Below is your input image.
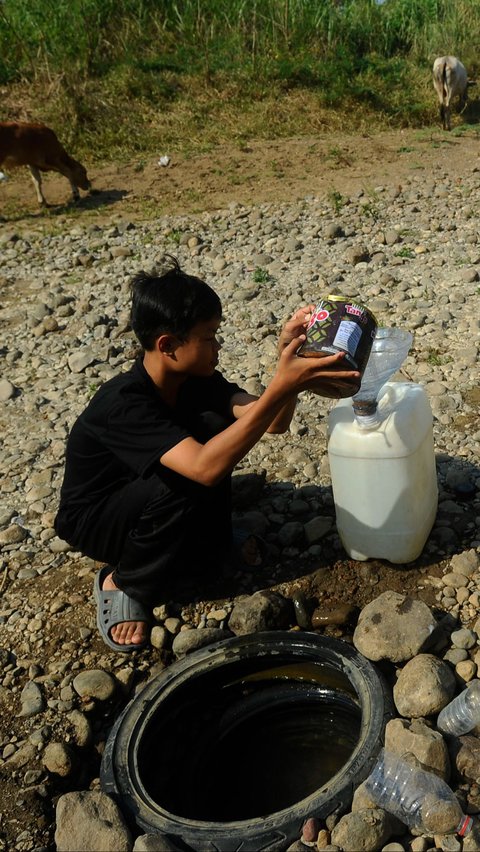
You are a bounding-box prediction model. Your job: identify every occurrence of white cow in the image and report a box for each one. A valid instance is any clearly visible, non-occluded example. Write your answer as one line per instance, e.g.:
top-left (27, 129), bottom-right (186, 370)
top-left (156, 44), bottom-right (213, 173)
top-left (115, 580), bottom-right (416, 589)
top-left (432, 56), bottom-right (468, 130)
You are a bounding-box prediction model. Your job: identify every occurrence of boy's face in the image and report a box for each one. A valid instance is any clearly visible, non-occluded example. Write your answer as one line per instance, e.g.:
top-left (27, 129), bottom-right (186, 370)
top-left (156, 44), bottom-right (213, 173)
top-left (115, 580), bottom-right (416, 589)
top-left (174, 315), bottom-right (222, 376)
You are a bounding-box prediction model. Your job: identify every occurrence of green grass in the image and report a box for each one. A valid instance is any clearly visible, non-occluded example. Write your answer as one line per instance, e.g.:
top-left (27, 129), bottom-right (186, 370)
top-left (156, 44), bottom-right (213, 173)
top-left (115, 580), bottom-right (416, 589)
top-left (87, 382), bottom-right (100, 398)
top-left (165, 229), bottom-right (182, 245)
top-left (1, 0), bottom-right (480, 162)
top-left (426, 350), bottom-right (453, 366)
top-left (252, 267), bottom-right (271, 284)
top-left (360, 201), bottom-right (379, 221)
top-left (327, 189), bottom-right (346, 214)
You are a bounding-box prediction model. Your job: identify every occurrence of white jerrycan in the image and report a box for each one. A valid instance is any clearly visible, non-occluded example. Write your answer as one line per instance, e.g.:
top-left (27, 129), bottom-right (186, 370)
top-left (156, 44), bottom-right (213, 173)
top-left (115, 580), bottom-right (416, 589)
top-left (327, 381), bottom-right (438, 563)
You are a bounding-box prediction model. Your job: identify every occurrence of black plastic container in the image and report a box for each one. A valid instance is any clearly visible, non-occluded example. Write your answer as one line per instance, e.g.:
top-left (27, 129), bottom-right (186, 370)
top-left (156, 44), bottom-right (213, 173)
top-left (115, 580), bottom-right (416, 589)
top-left (297, 296), bottom-right (377, 398)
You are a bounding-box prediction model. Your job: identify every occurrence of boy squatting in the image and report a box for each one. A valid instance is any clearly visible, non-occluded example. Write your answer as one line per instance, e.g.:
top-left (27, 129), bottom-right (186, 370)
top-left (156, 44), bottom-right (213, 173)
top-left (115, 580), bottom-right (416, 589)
top-left (54, 258), bottom-right (360, 653)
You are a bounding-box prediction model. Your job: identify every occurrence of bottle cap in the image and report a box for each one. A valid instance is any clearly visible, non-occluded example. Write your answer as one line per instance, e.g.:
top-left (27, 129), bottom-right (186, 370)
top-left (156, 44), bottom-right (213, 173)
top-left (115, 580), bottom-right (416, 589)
top-left (457, 815), bottom-right (473, 836)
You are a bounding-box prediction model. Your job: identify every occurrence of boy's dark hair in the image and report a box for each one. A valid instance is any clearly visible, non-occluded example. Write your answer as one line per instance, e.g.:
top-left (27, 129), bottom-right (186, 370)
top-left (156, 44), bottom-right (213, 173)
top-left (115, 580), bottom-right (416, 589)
top-left (130, 256), bottom-right (222, 350)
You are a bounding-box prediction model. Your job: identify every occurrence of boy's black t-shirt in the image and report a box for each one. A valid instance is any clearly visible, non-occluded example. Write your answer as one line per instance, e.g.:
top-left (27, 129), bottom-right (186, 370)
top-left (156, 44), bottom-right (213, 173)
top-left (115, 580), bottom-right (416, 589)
top-left (56, 358), bottom-right (243, 541)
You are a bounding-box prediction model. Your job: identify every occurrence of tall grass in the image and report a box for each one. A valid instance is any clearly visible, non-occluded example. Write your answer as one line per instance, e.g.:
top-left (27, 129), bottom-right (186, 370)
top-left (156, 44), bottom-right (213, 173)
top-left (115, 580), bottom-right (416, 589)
top-left (1, 0), bottom-right (479, 157)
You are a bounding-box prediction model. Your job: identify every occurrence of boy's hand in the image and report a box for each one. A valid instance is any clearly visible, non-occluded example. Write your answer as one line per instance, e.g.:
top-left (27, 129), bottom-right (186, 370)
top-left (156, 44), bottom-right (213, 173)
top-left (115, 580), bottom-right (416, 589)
top-left (276, 335), bottom-right (360, 397)
top-left (277, 305), bottom-right (315, 354)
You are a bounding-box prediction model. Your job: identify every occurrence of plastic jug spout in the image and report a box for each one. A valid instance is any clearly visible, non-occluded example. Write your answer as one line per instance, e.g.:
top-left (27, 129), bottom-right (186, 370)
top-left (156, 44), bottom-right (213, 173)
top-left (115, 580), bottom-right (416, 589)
top-left (352, 398), bottom-right (380, 429)
top-left (352, 327), bottom-right (413, 413)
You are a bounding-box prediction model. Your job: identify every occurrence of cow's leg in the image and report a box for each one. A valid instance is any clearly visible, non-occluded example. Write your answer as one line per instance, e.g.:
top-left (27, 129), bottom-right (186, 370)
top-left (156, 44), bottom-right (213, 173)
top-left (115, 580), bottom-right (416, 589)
top-left (28, 166), bottom-right (47, 206)
top-left (440, 101), bottom-right (451, 130)
top-left (439, 104), bottom-right (447, 129)
top-left (68, 178), bottom-right (80, 203)
top-left (445, 104), bottom-right (451, 131)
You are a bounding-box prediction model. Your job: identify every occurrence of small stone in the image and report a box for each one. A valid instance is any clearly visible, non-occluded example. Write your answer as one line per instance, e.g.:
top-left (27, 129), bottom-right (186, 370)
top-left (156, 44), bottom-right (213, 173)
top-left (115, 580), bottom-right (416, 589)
top-left (172, 628), bottom-right (230, 657)
top-left (455, 660), bottom-right (477, 683)
top-left (0, 524), bottom-right (27, 545)
top-left (150, 625), bottom-right (169, 650)
top-left (43, 742), bottom-right (75, 777)
top-left (72, 670), bottom-right (116, 702)
top-left (0, 379), bottom-right (16, 401)
top-left (67, 348), bottom-right (96, 373)
top-left (19, 681), bottom-right (45, 717)
top-left (451, 628), bottom-right (477, 649)
top-left (66, 710), bottom-right (92, 748)
top-left (311, 603), bottom-right (357, 627)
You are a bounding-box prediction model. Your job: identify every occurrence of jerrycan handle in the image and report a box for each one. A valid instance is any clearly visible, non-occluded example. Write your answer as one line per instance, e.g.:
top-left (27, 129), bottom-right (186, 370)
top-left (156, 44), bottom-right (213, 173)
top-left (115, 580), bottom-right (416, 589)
top-left (353, 383), bottom-right (398, 429)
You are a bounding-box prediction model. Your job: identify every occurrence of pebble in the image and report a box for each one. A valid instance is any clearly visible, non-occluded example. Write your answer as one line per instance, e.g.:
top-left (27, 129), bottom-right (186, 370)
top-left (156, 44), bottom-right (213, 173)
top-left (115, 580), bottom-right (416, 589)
top-left (42, 741), bottom-right (75, 777)
top-left (72, 670), bottom-right (116, 702)
top-left (1, 166), bottom-right (479, 852)
top-left (311, 603), bottom-right (356, 627)
top-left (19, 681), bottom-right (45, 717)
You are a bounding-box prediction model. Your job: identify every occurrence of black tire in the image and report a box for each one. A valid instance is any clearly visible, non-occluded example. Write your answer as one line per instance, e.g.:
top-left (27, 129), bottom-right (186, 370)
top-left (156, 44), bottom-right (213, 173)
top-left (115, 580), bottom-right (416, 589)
top-left (101, 631), bottom-right (393, 851)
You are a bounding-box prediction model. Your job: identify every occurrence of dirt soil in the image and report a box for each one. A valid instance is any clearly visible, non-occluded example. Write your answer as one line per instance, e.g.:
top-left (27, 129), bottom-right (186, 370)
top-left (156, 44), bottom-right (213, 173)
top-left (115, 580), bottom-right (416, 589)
top-left (1, 126), bottom-right (478, 226)
top-left (2, 125), bottom-right (469, 615)
top-left (0, 126), bottom-right (478, 851)
top-left (2, 124), bottom-right (477, 607)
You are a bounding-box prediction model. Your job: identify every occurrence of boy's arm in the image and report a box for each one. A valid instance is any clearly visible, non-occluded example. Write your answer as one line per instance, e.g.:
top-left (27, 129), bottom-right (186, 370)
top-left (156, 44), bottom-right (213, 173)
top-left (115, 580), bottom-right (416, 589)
top-left (160, 338), bottom-right (359, 487)
top-left (230, 305), bottom-right (315, 433)
top-left (230, 391), bottom-right (297, 434)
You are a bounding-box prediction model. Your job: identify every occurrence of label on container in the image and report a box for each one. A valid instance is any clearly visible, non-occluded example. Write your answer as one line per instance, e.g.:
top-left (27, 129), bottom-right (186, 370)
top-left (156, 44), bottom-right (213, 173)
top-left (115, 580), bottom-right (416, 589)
top-left (332, 320), bottom-right (363, 358)
top-left (298, 296), bottom-right (377, 372)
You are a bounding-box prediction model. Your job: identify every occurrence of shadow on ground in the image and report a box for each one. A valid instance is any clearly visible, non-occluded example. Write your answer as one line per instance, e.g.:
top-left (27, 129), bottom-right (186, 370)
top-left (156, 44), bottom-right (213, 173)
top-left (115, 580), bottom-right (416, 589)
top-left (0, 186), bottom-right (129, 223)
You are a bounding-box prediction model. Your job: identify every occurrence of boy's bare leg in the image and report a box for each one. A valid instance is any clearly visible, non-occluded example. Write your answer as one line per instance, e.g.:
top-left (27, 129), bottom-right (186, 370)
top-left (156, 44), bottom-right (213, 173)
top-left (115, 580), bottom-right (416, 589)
top-left (102, 571), bottom-right (149, 646)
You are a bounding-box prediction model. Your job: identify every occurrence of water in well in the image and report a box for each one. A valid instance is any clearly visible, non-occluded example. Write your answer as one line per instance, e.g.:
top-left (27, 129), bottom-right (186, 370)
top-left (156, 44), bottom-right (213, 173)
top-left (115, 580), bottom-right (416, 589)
top-left (137, 659), bottom-right (361, 822)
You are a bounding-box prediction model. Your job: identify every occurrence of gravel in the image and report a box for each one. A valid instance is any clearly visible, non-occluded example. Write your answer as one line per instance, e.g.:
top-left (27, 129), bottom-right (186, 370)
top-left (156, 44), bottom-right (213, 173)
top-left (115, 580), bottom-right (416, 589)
top-left (0, 164), bottom-right (479, 851)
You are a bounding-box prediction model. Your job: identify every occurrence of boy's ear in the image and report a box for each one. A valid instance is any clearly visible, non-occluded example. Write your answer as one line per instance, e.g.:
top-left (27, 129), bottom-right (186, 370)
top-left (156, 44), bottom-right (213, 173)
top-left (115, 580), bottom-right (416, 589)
top-left (157, 334), bottom-right (178, 355)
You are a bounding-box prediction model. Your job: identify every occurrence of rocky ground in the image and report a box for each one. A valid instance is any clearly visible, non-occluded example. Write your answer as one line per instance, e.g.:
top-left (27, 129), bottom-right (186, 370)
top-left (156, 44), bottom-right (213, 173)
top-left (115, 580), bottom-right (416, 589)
top-left (0, 128), bottom-right (479, 851)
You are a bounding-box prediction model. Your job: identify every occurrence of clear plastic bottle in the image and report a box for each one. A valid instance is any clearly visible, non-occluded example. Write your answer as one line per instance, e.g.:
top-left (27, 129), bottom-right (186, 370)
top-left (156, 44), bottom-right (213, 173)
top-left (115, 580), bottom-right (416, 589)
top-left (364, 749), bottom-right (472, 836)
top-left (437, 681), bottom-right (480, 736)
top-left (351, 327), bottom-right (413, 425)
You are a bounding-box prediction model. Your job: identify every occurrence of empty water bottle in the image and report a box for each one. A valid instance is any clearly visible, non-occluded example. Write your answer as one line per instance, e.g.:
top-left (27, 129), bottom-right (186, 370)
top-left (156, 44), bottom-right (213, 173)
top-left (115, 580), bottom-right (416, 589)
top-left (437, 680), bottom-right (480, 736)
top-left (364, 749), bottom-right (472, 836)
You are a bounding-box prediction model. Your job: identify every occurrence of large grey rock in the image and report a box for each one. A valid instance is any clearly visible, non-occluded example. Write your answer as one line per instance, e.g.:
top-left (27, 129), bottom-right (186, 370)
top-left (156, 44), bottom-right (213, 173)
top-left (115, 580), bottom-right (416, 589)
top-left (73, 669), bottom-right (116, 702)
top-left (331, 808), bottom-right (392, 851)
top-left (228, 591), bottom-right (293, 635)
top-left (384, 718), bottom-right (450, 780)
top-left (353, 591), bottom-right (438, 662)
top-left (172, 627), bottom-right (230, 657)
top-left (5, 741), bottom-right (37, 769)
top-left (449, 550), bottom-right (479, 577)
top-left (55, 790), bottom-right (132, 851)
top-left (451, 735), bottom-right (480, 782)
top-left (393, 654), bottom-right (457, 718)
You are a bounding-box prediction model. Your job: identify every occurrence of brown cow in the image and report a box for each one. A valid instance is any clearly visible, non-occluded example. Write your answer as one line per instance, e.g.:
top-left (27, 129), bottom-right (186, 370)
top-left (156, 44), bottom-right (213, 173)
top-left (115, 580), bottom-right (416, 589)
top-left (0, 121), bottom-right (90, 206)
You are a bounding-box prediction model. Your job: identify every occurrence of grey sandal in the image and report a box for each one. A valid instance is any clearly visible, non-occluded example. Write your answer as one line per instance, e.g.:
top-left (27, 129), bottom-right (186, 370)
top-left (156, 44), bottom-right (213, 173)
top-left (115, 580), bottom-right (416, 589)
top-left (94, 566), bottom-right (151, 653)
